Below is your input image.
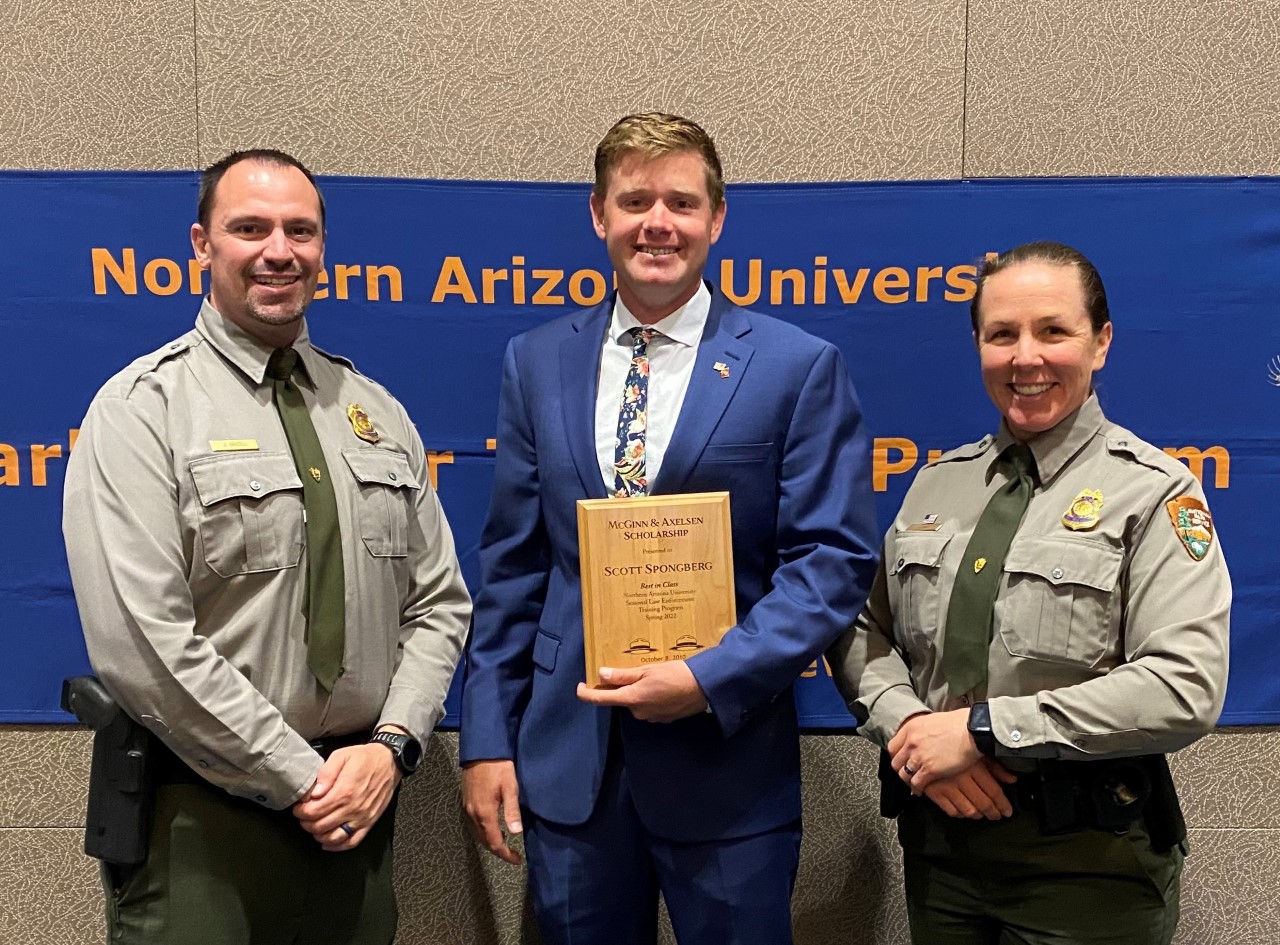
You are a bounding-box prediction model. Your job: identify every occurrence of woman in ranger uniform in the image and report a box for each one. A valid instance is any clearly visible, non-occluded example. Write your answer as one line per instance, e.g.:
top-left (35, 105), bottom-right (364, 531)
top-left (829, 241), bottom-right (1230, 945)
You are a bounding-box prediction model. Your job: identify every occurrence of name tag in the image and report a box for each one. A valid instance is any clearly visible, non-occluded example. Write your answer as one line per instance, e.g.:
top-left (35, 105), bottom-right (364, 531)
top-left (209, 439), bottom-right (259, 452)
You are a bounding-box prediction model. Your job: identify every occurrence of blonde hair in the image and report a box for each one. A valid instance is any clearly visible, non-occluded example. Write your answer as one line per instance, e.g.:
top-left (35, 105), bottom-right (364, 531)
top-left (592, 113), bottom-right (724, 209)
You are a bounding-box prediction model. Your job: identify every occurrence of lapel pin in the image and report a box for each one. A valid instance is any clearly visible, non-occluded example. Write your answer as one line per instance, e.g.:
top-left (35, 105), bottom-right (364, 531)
top-left (712, 361), bottom-right (730, 378)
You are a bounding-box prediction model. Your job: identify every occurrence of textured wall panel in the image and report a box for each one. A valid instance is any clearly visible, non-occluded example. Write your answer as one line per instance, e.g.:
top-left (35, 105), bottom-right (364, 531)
top-left (966, 2), bottom-right (1280, 176)
top-left (0, 0), bottom-right (197, 170)
top-left (1180, 829), bottom-right (1280, 944)
top-left (194, 0), bottom-right (965, 182)
top-left (0, 828), bottom-right (103, 945)
top-left (1172, 727), bottom-right (1280, 830)
top-left (0, 726), bottom-right (89, 828)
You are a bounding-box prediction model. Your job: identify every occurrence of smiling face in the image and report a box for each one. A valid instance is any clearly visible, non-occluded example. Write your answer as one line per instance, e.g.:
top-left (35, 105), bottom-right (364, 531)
top-left (589, 149), bottom-right (726, 324)
top-left (975, 260), bottom-right (1113, 441)
top-left (191, 159), bottom-right (324, 346)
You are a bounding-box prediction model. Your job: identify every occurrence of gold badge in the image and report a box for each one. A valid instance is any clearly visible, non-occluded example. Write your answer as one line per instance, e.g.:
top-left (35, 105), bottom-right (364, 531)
top-left (974, 557), bottom-right (987, 573)
top-left (1166, 496), bottom-right (1214, 561)
top-left (1062, 489), bottom-right (1104, 531)
top-left (309, 467), bottom-right (322, 482)
top-left (712, 361), bottom-right (730, 378)
top-left (347, 403), bottom-right (381, 444)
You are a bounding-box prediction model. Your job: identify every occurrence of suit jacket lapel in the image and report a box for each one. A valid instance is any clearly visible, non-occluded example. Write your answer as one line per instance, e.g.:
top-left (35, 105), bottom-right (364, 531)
top-left (560, 301), bottom-right (611, 499)
top-left (652, 290), bottom-right (754, 494)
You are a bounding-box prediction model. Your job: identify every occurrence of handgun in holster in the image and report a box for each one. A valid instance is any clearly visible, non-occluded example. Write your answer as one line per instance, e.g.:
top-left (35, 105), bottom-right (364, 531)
top-left (61, 676), bottom-right (154, 866)
top-left (877, 748), bottom-right (910, 818)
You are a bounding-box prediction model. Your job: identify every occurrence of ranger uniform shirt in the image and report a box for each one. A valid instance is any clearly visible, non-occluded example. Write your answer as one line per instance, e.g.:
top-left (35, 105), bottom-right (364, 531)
top-left (63, 301), bottom-right (472, 808)
top-left (830, 394), bottom-right (1230, 761)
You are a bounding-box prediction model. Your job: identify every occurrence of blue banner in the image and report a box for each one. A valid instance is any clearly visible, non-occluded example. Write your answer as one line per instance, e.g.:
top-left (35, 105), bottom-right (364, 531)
top-left (1, 172), bottom-right (1273, 726)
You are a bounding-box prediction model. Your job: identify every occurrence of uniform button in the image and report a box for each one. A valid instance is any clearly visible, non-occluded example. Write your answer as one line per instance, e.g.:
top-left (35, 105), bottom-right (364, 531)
top-left (337, 667), bottom-right (346, 678)
top-left (198, 760), bottom-right (209, 769)
top-left (389, 472), bottom-right (397, 481)
top-left (256, 794), bottom-right (268, 803)
top-left (960, 695), bottom-right (971, 706)
top-left (1117, 440), bottom-right (1128, 447)
top-left (1010, 729), bottom-right (1022, 743)
top-left (1051, 567), bottom-right (1064, 580)
top-left (896, 558), bottom-right (905, 569)
top-left (1074, 738), bottom-right (1086, 748)
top-left (250, 480), bottom-right (262, 491)
top-left (169, 342), bottom-right (181, 350)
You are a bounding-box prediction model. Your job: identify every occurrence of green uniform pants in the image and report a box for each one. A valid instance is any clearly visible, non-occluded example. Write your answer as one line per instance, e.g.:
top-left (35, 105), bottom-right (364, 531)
top-left (898, 797), bottom-right (1182, 945)
top-left (101, 782), bottom-right (398, 945)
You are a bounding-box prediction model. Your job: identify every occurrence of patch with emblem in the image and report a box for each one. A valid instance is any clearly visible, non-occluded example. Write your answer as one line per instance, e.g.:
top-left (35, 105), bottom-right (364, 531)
top-left (347, 403), bottom-right (381, 444)
top-left (1166, 496), bottom-right (1214, 561)
top-left (1062, 489), bottom-right (1104, 531)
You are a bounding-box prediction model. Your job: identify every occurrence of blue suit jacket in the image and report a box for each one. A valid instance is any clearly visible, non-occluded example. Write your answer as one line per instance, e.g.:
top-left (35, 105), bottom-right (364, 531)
top-left (460, 287), bottom-right (878, 842)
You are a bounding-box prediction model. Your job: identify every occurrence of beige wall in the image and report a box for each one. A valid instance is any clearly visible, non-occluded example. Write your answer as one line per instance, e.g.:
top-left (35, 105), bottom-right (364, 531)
top-left (2, 1), bottom-right (1276, 942)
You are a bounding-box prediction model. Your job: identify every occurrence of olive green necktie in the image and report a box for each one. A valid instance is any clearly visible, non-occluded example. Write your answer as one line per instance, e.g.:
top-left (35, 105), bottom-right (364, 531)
top-left (941, 443), bottom-right (1037, 696)
top-left (266, 348), bottom-right (345, 691)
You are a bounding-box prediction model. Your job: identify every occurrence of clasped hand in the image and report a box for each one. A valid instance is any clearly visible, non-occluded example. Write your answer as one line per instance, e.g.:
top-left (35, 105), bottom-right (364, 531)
top-left (887, 709), bottom-right (1017, 820)
top-left (292, 743), bottom-right (401, 852)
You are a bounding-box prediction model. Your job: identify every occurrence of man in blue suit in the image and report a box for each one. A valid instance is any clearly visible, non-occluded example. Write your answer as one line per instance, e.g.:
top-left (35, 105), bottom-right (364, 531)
top-left (460, 113), bottom-right (878, 945)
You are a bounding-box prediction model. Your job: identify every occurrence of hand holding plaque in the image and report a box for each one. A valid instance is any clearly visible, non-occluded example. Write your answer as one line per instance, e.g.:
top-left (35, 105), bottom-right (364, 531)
top-left (577, 492), bottom-right (736, 688)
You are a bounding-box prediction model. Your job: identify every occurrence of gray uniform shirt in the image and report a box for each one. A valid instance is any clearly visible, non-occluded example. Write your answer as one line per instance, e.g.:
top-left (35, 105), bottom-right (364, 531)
top-left (63, 301), bottom-right (472, 808)
top-left (830, 394), bottom-right (1230, 762)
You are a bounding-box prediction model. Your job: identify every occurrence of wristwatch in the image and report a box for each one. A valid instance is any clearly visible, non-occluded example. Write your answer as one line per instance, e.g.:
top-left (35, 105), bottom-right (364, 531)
top-left (967, 702), bottom-right (997, 757)
top-left (369, 731), bottom-right (423, 776)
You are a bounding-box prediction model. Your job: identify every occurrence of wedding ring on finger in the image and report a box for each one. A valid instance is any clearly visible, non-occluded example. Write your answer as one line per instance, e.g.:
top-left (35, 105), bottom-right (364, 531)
top-left (340, 822), bottom-right (356, 838)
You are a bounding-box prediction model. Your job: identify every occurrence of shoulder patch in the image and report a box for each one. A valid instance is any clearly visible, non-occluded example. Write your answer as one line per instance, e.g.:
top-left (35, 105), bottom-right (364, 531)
top-left (926, 434), bottom-right (995, 467)
top-left (1166, 496), bottom-right (1214, 561)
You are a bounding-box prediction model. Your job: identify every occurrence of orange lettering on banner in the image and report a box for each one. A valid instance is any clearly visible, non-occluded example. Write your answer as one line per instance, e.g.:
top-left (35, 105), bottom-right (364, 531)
top-left (532, 270), bottom-right (565, 304)
top-left (915, 266), bottom-right (943, 302)
top-left (188, 259), bottom-right (205, 295)
top-left (720, 258), bottom-right (762, 305)
top-left (365, 265), bottom-right (403, 302)
top-left (432, 257), bottom-right (477, 303)
top-left (0, 444), bottom-right (18, 486)
top-left (770, 268), bottom-right (805, 305)
top-left (873, 437), bottom-right (918, 492)
top-left (143, 259), bottom-right (183, 296)
top-left (812, 257), bottom-right (828, 305)
top-left (425, 451), bottom-right (454, 490)
top-left (800, 656), bottom-right (833, 678)
top-left (510, 257), bottom-right (527, 305)
top-left (832, 268), bottom-right (869, 303)
top-left (1165, 446), bottom-right (1230, 488)
top-left (873, 267), bottom-right (910, 304)
top-left (481, 268), bottom-right (508, 304)
top-left (30, 444), bottom-right (63, 487)
top-left (568, 270), bottom-right (606, 306)
top-left (945, 264), bottom-right (978, 302)
top-left (333, 264), bottom-right (361, 300)
top-left (92, 248), bottom-right (137, 295)
top-left (314, 268), bottom-right (329, 300)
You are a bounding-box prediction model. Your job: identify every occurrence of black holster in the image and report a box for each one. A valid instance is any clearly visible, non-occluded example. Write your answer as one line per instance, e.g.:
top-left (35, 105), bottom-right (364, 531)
top-left (61, 676), bottom-right (154, 866)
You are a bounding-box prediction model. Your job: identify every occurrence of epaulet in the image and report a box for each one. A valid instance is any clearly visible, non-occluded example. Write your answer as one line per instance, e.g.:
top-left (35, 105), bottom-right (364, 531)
top-left (104, 331), bottom-right (199, 398)
top-left (1103, 426), bottom-right (1180, 479)
top-left (925, 433), bottom-right (996, 468)
top-left (309, 342), bottom-right (357, 373)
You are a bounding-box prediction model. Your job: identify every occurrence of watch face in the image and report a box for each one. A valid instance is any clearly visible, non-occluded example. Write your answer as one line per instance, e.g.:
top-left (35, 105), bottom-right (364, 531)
top-left (399, 736), bottom-right (422, 771)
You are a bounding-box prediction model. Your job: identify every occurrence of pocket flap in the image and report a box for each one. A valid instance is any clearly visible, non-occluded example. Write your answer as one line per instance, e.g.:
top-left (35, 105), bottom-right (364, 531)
top-left (888, 532), bottom-right (952, 575)
top-left (189, 452), bottom-right (302, 506)
top-left (701, 442), bottom-right (775, 464)
top-left (1004, 537), bottom-right (1122, 592)
top-left (341, 449), bottom-right (420, 490)
top-left (531, 631), bottom-right (560, 673)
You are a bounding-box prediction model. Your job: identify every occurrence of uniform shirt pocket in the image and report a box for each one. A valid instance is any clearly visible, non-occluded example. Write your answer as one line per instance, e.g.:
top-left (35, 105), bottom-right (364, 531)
top-left (997, 536), bottom-right (1123, 666)
top-left (341, 449), bottom-right (420, 557)
top-left (189, 453), bottom-right (303, 577)
top-left (888, 532), bottom-right (952, 651)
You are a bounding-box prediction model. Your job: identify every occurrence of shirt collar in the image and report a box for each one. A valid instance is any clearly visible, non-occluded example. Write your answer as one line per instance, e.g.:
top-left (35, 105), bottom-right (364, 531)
top-left (195, 298), bottom-right (315, 388)
top-left (608, 281), bottom-right (711, 349)
top-left (992, 392), bottom-right (1105, 486)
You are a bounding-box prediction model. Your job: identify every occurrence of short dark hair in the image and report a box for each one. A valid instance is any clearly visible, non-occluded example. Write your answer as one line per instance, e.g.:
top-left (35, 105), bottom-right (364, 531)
top-left (593, 113), bottom-right (725, 209)
top-left (197, 149), bottom-right (325, 230)
top-left (971, 240), bottom-right (1110, 334)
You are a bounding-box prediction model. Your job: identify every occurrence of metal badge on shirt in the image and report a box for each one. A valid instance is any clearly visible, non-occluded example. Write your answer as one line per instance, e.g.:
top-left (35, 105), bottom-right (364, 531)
top-left (347, 404), bottom-right (381, 444)
top-left (1062, 489), bottom-right (1104, 531)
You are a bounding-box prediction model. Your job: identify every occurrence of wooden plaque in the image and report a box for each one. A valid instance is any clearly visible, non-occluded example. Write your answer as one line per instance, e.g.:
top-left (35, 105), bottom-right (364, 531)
top-left (577, 492), bottom-right (736, 688)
